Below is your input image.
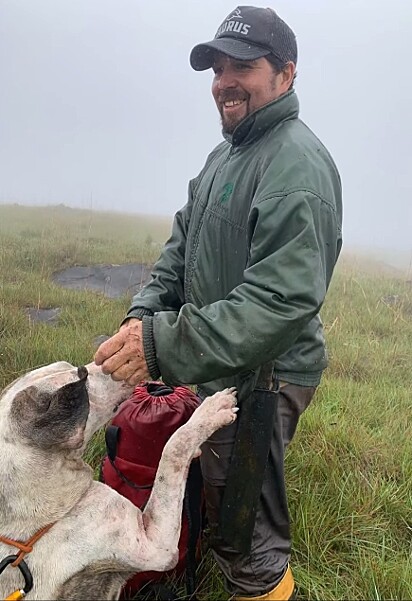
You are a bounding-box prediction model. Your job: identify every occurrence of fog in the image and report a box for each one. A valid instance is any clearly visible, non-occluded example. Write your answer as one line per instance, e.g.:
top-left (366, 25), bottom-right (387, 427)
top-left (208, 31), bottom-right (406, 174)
top-left (1, 0), bottom-right (411, 255)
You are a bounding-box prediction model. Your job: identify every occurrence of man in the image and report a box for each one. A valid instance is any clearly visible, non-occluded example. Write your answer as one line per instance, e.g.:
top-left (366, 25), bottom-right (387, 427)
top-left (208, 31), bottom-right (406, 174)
top-left (95, 6), bottom-right (342, 600)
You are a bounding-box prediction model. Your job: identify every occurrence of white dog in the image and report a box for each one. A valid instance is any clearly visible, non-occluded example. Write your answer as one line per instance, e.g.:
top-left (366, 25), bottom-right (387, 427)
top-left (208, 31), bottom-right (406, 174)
top-left (0, 362), bottom-right (237, 600)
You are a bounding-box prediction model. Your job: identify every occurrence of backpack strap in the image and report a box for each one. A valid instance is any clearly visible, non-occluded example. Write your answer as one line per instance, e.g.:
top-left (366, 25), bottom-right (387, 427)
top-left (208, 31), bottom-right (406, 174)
top-left (105, 425), bottom-right (120, 461)
top-left (183, 460), bottom-right (203, 600)
top-left (104, 425), bottom-right (152, 492)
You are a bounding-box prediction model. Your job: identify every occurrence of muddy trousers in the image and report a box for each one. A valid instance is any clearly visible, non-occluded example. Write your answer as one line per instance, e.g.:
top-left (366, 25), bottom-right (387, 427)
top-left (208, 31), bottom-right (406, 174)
top-left (200, 383), bottom-right (316, 598)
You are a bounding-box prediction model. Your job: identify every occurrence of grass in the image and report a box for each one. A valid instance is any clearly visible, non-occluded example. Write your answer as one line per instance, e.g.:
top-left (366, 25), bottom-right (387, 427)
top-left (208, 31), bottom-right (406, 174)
top-left (1, 203), bottom-right (411, 600)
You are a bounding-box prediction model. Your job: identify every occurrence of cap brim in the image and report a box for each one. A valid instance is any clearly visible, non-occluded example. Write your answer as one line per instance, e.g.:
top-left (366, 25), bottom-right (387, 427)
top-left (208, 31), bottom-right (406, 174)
top-left (190, 38), bottom-right (271, 71)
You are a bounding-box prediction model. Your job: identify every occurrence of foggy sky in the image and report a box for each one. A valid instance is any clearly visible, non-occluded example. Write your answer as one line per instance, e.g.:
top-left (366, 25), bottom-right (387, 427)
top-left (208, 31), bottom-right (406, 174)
top-left (0, 0), bottom-right (411, 252)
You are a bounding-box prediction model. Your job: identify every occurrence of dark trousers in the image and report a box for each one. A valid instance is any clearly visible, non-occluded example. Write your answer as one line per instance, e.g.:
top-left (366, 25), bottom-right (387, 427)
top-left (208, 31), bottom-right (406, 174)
top-left (200, 383), bottom-right (316, 597)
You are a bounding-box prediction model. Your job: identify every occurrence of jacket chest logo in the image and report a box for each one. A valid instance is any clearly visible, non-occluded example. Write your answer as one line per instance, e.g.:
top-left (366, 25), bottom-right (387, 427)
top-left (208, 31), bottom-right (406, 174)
top-left (220, 183), bottom-right (234, 203)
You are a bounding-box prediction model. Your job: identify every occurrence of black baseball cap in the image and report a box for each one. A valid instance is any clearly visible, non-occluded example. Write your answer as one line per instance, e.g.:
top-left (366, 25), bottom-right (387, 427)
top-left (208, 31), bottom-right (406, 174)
top-left (190, 6), bottom-right (297, 71)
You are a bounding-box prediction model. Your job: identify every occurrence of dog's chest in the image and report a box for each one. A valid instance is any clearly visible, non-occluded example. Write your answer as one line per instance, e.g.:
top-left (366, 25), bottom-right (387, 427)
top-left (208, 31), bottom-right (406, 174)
top-left (0, 490), bottom-right (142, 599)
top-left (0, 534), bottom-right (128, 600)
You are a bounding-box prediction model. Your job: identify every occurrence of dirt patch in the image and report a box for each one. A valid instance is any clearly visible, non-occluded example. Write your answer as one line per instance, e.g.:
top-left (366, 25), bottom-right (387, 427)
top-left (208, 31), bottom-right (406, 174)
top-left (52, 263), bottom-right (153, 299)
top-left (26, 307), bottom-right (61, 325)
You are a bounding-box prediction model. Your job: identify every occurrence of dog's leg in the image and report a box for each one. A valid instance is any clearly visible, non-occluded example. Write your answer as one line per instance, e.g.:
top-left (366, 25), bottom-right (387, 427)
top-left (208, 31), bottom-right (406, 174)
top-left (140, 388), bottom-right (237, 569)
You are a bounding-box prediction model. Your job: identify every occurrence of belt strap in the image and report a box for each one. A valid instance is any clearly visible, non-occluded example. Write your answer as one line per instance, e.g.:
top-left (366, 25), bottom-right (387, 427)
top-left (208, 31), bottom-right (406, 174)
top-left (256, 362), bottom-right (276, 390)
top-left (219, 362), bottom-right (277, 554)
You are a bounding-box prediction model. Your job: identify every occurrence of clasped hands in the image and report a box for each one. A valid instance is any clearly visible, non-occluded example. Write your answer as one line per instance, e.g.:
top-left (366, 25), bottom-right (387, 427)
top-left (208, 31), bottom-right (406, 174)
top-left (94, 318), bottom-right (150, 386)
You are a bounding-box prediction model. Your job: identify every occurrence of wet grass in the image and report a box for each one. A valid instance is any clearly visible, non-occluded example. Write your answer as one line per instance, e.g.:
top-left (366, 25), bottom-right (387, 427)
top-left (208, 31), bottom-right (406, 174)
top-left (1, 204), bottom-right (411, 600)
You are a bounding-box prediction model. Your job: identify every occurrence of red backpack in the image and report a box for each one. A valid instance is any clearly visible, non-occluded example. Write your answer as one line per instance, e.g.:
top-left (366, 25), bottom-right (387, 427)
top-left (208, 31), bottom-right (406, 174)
top-left (100, 382), bottom-right (203, 600)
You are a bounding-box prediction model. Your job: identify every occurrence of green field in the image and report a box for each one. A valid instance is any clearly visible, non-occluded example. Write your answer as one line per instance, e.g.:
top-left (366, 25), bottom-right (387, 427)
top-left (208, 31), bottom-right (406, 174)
top-left (1, 204), bottom-right (411, 600)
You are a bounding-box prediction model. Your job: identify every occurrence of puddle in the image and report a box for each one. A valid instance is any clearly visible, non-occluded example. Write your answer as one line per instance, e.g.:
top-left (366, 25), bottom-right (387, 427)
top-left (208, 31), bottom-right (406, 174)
top-left (52, 263), bottom-right (153, 299)
top-left (26, 307), bottom-right (61, 325)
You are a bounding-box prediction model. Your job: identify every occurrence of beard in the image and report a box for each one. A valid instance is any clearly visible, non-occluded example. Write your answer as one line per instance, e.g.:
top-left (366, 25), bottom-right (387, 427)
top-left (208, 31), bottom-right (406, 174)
top-left (217, 90), bottom-right (249, 135)
top-left (220, 105), bottom-right (248, 134)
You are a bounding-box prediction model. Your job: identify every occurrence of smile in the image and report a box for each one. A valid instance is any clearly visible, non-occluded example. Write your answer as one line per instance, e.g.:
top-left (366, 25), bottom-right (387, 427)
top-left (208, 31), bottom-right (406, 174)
top-left (223, 99), bottom-right (245, 108)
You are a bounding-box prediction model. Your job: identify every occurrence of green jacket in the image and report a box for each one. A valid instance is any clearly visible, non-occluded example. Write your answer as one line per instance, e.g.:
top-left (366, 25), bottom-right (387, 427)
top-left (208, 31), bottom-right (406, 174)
top-left (127, 90), bottom-right (342, 396)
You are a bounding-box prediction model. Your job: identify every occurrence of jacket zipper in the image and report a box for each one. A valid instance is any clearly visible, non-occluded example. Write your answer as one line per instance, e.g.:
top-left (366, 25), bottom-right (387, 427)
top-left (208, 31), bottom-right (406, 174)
top-left (185, 147), bottom-right (235, 302)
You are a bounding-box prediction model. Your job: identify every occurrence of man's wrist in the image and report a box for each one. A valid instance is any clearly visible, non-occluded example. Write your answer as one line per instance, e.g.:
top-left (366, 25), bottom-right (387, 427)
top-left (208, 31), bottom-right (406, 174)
top-left (122, 307), bottom-right (154, 325)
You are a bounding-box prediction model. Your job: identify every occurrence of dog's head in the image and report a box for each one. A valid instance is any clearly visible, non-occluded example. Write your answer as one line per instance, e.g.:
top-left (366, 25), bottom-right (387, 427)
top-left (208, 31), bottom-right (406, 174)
top-left (1, 362), bottom-right (90, 451)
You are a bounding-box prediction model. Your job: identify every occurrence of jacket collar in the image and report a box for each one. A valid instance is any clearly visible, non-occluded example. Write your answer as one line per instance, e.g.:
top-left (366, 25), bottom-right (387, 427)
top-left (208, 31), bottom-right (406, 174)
top-left (223, 89), bottom-right (299, 147)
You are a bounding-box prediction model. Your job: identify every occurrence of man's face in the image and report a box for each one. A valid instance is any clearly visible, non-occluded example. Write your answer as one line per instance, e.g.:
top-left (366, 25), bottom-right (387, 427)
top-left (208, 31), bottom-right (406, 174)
top-left (211, 54), bottom-right (288, 135)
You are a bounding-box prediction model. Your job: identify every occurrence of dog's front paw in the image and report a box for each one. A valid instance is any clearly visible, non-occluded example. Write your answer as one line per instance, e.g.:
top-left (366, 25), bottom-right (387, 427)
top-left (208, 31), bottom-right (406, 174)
top-left (189, 388), bottom-right (238, 441)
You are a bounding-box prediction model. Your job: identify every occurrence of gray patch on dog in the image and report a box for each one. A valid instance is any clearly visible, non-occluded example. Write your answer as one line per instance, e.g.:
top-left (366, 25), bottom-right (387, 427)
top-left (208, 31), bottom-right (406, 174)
top-left (52, 263), bottom-right (153, 298)
top-left (55, 560), bottom-right (133, 601)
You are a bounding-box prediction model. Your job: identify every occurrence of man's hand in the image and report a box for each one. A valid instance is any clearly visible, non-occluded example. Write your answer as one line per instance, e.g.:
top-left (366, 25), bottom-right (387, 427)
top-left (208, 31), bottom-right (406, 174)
top-left (94, 318), bottom-right (150, 386)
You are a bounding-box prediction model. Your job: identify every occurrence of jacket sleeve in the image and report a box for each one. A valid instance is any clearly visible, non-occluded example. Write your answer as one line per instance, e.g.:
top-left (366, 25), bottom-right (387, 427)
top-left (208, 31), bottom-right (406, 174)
top-left (125, 179), bottom-right (196, 321)
top-left (143, 189), bottom-right (342, 384)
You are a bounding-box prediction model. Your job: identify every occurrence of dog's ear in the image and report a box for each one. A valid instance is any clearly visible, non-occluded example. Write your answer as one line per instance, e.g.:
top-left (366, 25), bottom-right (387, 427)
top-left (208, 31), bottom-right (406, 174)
top-left (11, 384), bottom-right (52, 412)
top-left (10, 366), bottom-right (90, 451)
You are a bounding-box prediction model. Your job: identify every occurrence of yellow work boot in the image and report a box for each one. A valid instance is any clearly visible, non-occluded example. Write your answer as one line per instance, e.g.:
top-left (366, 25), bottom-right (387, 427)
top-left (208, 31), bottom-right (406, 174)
top-left (234, 565), bottom-right (295, 600)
